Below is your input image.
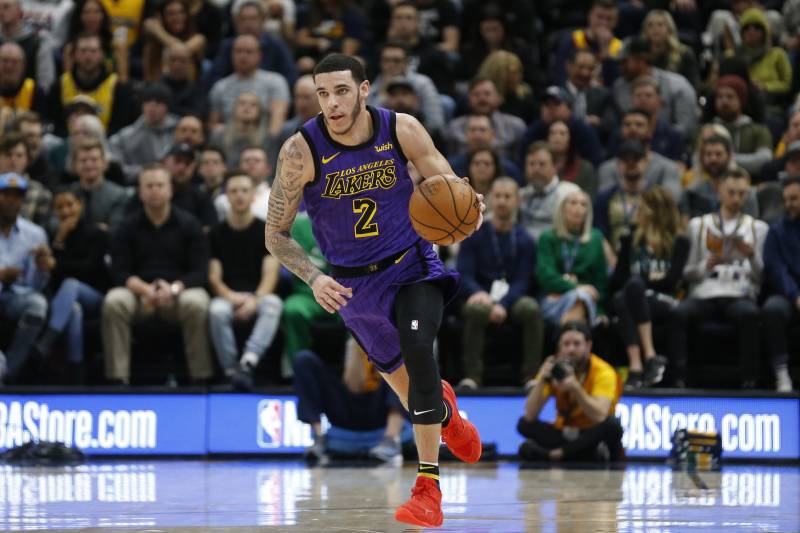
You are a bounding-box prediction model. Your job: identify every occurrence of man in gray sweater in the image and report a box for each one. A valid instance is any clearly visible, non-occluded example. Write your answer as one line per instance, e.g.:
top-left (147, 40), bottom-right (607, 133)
top-left (109, 83), bottom-right (179, 182)
top-left (367, 42), bottom-right (444, 135)
top-left (597, 109), bottom-right (681, 200)
top-left (613, 37), bottom-right (698, 139)
top-left (69, 139), bottom-right (129, 233)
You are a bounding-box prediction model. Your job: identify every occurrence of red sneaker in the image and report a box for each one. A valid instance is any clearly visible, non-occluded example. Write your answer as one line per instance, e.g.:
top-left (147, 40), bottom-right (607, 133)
top-left (394, 475), bottom-right (443, 527)
top-left (440, 379), bottom-right (482, 463)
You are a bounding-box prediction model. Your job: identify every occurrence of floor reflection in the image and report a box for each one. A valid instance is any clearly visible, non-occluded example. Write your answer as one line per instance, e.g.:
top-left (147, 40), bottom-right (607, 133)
top-left (0, 461), bottom-right (795, 531)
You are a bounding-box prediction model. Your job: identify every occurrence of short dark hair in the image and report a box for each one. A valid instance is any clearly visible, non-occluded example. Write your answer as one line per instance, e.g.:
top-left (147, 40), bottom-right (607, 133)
top-left (721, 167), bottom-right (751, 183)
top-left (702, 134), bottom-right (733, 155)
top-left (469, 76), bottom-right (496, 91)
top-left (11, 111), bottom-right (42, 129)
top-left (313, 53), bottom-right (366, 84)
top-left (381, 41), bottom-right (409, 57)
top-left (557, 320), bottom-right (592, 342)
top-left (526, 141), bottom-right (553, 161)
top-left (0, 131), bottom-right (29, 158)
top-left (783, 175), bottom-right (800, 189)
top-left (53, 186), bottom-right (81, 201)
top-left (625, 107), bottom-right (652, 121)
top-left (140, 161), bottom-right (170, 179)
top-left (240, 145), bottom-right (267, 158)
top-left (202, 144), bottom-right (227, 163)
top-left (224, 169), bottom-right (255, 185)
top-left (592, 0), bottom-right (618, 10)
top-left (568, 48), bottom-right (596, 63)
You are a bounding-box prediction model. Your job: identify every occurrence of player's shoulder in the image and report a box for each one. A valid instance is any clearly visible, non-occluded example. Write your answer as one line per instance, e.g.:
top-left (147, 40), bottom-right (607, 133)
top-left (280, 131), bottom-right (311, 156)
top-left (393, 112), bottom-right (428, 151)
top-left (277, 132), bottom-right (315, 184)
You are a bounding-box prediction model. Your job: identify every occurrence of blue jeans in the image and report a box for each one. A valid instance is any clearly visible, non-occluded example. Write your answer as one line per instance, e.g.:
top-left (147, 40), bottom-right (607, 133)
top-left (48, 278), bottom-right (104, 363)
top-left (208, 294), bottom-right (283, 371)
top-left (0, 288), bottom-right (47, 379)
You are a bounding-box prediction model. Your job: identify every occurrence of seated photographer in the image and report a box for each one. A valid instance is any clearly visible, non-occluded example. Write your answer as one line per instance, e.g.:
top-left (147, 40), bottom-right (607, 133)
top-left (517, 321), bottom-right (623, 462)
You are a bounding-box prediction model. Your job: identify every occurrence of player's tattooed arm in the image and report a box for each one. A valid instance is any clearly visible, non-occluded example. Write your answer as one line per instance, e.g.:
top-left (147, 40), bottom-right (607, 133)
top-left (264, 134), bottom-right (319, 285)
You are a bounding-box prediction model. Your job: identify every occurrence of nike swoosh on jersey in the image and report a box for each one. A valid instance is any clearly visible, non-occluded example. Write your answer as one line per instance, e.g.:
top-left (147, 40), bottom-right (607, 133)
top-left (413, 408), bottom-right (435, 415)
top-left (322, 152), bottom-right (341, 164)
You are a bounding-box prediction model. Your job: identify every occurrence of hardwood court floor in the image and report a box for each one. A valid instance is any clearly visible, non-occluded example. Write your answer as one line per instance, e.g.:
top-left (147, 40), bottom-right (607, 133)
top-left (0, 460), bottom-right (797, 532)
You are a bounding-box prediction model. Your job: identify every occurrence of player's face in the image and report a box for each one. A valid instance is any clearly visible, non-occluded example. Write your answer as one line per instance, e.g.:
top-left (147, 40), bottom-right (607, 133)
top-left (315, 70), bottom-right (369, 136)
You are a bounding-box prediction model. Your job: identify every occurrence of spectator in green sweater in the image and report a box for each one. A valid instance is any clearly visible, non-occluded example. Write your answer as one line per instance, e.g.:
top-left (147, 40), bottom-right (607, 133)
top-left (731, 9), bottom-right (792, 110)
top-left (712, 75), bottom-right (773, 180)
top-left (537, 189), bottom-right (609, 327)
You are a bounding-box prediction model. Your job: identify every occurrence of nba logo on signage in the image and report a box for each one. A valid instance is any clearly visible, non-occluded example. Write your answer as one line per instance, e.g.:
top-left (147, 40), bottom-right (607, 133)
top-left (257, 400), bottom-right (283, 448)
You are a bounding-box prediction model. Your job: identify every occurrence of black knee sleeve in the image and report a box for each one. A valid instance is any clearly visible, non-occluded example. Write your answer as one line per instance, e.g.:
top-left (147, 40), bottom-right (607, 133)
top-left (395, 283), bottom-right (444, 425)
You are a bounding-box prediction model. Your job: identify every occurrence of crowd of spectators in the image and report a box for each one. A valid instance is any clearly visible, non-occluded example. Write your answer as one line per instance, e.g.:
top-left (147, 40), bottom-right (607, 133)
top-left (1, 0), bottom-right (799, 397)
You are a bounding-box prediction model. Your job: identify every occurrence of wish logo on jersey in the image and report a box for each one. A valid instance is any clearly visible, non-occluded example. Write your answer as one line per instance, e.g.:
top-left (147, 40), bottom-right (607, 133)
top-left (257, 400), bottom-right (283, 448)
top-left (321, 159), bottom-right (397, 199)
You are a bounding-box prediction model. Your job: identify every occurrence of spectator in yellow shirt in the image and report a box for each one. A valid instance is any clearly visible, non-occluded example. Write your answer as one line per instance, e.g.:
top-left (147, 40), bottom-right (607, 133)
top-left (517, 321), bottom-right (623, 462)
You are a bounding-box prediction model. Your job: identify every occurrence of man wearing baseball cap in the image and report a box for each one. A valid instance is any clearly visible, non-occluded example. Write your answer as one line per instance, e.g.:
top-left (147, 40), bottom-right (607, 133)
top-left (0, 172), bottom-right (52, 385)
top-left (517, 320), bottom-right (623, 462)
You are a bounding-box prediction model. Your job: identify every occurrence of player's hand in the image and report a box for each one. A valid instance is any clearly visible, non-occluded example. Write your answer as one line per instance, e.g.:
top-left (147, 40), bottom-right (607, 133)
top-left (311, 274), bottom-right (353, 313)
top-left (462, 176), bottom-right (486, 229)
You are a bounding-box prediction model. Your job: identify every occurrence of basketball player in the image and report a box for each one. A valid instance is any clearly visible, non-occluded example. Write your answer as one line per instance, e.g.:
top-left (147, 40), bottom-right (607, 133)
top-left (265, 53), bottom-right (483, 527)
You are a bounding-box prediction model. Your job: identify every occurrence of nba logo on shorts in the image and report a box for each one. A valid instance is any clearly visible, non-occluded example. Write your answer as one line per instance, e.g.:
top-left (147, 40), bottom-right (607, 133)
top-left (257, 400), bottom-right (283, 448)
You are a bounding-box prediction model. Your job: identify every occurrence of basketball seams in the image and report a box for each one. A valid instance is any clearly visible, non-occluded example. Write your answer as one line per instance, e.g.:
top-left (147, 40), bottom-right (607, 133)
top-left (419, 180), bottom-right (461, 233)
top-left (408, 174), bottom-right (479, 245)
top-left (444, 177), bottom-right (466, 224)
top-left (409, 211), bottom-right (457, 245)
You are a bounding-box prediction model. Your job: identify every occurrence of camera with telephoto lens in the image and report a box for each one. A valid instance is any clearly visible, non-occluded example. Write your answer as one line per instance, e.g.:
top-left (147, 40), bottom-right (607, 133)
top-left (549, 360), bottom-right (572, 381)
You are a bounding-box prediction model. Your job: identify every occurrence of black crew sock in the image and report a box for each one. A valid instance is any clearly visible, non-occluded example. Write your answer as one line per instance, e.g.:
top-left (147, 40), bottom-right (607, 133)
top-left (417, 461), bottom-right (440, 488)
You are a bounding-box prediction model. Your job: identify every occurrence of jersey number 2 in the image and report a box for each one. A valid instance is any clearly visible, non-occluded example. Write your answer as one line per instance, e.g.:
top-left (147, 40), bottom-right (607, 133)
top-left (353, 198), bottom-right (379, 238)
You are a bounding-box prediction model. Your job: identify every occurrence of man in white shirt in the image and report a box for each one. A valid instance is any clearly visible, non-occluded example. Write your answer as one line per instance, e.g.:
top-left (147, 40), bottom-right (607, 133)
top-left (672, 168), bottom-right (768, 387)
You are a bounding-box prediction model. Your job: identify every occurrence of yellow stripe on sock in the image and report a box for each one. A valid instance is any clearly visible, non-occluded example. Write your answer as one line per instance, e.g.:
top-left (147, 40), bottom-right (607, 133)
top-left (418, 472), bottom-right (440, 481)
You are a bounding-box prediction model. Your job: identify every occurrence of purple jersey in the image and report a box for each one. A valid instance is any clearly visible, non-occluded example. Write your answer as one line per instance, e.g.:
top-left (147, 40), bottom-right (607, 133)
top-left (299, 106), bottom-right (420, 267)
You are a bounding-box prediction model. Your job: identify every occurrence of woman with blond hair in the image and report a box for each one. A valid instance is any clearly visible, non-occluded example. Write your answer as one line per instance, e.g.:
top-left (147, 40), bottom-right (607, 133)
top-left (477, 50), bottom-right (535, 122)
top-left (609, 187), bottom-right (689, 389)
top-left (641, 10), bottom-right (700, 88)
top-left (537, 189), bottom-right (609, 326)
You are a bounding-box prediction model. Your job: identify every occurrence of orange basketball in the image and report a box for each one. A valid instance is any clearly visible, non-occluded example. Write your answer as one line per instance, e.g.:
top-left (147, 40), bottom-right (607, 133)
top-left (408, 174), bottom-right (481, 245)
